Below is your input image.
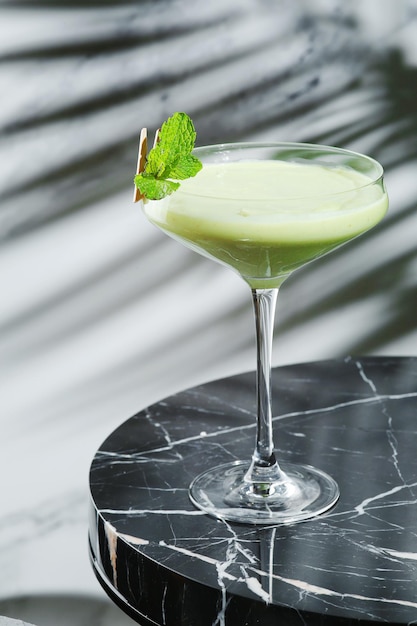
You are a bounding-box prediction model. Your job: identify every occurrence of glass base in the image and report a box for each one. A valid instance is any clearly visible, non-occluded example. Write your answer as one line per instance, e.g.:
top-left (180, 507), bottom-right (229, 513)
top-left (189, 460), bottom-right (339, 525)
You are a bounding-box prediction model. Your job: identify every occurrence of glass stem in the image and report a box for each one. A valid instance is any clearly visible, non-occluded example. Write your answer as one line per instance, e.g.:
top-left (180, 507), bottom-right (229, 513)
top-left (245, 288), bottom-right (286, 490)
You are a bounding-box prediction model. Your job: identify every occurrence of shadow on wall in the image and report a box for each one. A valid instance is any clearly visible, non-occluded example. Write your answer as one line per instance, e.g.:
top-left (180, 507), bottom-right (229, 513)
top-left (1, 0), bottom-right (415, 236)
top-left (1, 0), bottom-right (417, 392)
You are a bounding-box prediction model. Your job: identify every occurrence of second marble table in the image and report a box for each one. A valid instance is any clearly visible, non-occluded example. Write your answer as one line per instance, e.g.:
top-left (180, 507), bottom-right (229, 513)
top-left (89, 357), bottom-right (417, 625)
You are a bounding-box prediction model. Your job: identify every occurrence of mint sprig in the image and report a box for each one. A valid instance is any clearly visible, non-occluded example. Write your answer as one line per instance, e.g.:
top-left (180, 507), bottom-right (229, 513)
top-left (134, 112), bottom-right (202, 200)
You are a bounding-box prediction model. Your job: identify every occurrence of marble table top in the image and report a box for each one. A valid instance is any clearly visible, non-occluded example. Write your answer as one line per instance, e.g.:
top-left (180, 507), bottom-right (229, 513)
top-left (89, 357), bottom-right (417, 625)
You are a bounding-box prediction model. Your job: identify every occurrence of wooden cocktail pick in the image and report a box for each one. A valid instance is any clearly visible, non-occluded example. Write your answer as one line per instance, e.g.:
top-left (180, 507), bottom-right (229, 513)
top-left (133, 127), bottom-right (160, 203)
top-left (133, 127), bottom-right (148, 203)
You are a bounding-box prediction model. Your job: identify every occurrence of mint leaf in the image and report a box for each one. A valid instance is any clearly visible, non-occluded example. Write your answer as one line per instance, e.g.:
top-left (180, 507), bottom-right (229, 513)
top-left (167, 154), bottom-right (202, 180)
top-left (134, 112), bottom-right (202, 200)
top-left (134, 174), bottom-right (180, 200)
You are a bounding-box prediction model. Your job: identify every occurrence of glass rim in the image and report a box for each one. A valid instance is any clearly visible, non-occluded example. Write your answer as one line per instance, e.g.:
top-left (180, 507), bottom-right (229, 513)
top-left (181, 141), bottom-right (386, 202)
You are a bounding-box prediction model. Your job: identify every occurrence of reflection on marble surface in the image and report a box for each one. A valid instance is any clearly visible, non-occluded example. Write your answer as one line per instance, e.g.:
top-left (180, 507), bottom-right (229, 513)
top-left (1, 1), bottom-right (417, 625)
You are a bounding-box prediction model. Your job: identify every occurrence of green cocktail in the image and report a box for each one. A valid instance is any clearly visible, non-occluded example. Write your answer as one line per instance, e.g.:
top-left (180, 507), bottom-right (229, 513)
top-left (142, 142), bottom-right (388, 524)
top-left (144, 151), bottom-right (387, 288)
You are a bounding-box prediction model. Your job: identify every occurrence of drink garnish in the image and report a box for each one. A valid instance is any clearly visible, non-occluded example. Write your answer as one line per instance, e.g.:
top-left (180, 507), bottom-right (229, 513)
top-left (133, 112), bottom-right (202, 202)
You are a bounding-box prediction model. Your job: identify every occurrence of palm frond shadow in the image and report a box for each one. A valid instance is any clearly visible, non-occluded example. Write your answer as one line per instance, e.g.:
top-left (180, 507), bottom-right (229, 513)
top-left (0, 2), bottom-right (371, 239)
top-left (272, 50), bottom-right (417, 355)
top-left (1, 3), bottom-right (417, 361)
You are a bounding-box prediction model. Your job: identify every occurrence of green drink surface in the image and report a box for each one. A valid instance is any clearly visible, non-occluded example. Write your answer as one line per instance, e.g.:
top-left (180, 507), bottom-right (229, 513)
top-left (143, 160), bottom-right (388, 287)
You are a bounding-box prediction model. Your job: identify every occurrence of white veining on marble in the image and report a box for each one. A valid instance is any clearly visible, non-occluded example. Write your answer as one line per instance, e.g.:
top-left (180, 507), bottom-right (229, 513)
top-left (380, 548), bottom-right (417, 561)
top-left (143, 410), bottom-right (180, 458)
top-left (285, 389), bottom-right (417, 414)
top-left (359, 542), bottom-right (417, 564)
top-left (95, 389), bottom-right (417, 469)
top-left (353, 358), bottom-right (378, 394)
top-left (159, 534), bottom-right (276, 611)
top-left (146, 532), bottom-right (417, 612)
top-left (158, 541), bottom-right (236, 582)
top-left (250, 565), bottom-right (417, 611)
top-left (214, 561), bottom-right (229, 626)
top-left (244, 576), bottom-right (270, 603)
top-left (352, 361), bottom-right (414, 498)
top-left (100, 508), bottom-right (206, 516)
top-left (353, 481), bottom-right (417, 517)
top-left (161, 583), bottom-right (168, 626)
top-left (386, 415), bottom-right (404, 483)
top-left (159, 527), bottom-right (284, 609)
top-left (118, 533), bottom-right (149, 546)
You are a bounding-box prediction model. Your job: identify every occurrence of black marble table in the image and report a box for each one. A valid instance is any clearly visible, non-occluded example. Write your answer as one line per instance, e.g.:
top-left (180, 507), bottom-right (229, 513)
top-left (89, 357), bottom-right (417, 626)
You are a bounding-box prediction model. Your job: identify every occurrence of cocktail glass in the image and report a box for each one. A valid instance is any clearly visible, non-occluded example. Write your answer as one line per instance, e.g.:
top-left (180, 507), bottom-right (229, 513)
top-left (141, 142), bottom-right (388, 524)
